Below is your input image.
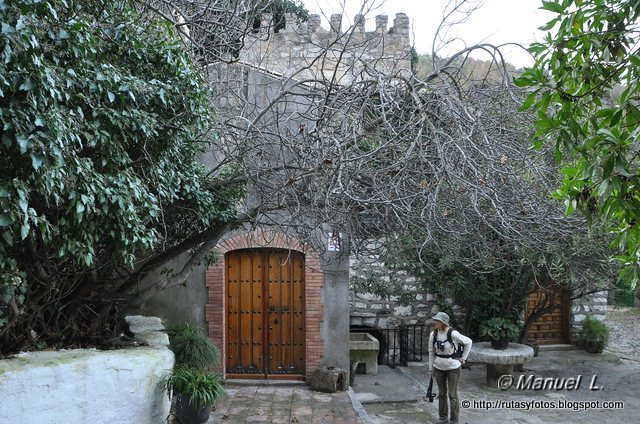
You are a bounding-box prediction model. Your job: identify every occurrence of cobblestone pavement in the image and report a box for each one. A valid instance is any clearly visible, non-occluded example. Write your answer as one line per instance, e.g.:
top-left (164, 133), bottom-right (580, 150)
top-left (208, 384), bottom-right (364, 424)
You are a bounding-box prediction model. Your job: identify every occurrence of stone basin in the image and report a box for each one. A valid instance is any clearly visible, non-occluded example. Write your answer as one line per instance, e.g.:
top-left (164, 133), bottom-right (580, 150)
top-left (349, 333), bottom-right (379, 375)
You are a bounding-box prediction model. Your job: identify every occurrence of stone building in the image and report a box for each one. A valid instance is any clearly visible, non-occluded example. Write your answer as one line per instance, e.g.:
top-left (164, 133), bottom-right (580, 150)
top-left (141, 10), bottom-right (606, 385)
top-left (142, 12), bottom-right (413, 383)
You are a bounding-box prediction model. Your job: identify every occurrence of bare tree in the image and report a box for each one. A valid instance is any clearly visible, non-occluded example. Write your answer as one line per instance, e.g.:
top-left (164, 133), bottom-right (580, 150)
top-left (130, 0), bottom-right (608, 299)
top-left (1, 0), bottom-right (610, 352)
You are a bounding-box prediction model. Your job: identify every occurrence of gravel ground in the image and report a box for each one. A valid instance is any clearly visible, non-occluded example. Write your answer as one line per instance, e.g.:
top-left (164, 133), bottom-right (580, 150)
top-left (604, 306), bottom-right (640, 358)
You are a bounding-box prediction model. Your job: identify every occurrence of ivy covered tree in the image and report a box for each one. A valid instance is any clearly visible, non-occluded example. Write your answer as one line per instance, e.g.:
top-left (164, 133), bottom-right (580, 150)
top-left (517, 0), bottom-right (640, 286)
top-left (0, 0), bottom-right (241, 352)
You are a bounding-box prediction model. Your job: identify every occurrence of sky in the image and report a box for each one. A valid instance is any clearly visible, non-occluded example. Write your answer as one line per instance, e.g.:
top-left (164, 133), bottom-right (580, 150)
top-left (300, 0), bottom-right (554, 68)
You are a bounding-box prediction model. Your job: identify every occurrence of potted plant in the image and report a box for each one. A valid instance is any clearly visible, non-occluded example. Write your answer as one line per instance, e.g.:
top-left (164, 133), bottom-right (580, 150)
top-left (165, 323), bottom-right (225, 424)
top-left (479, 317), bottom-right (520, 350)
top-left (166, 366), bottom-right (225, 424)
top-left (166, 323), bottom-right (221, 370)
top-left (581, 316), bottom-right (609, 354)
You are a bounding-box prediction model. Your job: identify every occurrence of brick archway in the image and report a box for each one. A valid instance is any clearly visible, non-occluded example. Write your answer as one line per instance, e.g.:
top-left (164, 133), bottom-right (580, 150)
top-left (205, 231), bottom-right (324, 380)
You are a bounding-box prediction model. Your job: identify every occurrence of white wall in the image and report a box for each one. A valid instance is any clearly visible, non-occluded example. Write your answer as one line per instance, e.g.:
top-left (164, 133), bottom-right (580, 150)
top-left (0, 316), bottom-right (174, 424)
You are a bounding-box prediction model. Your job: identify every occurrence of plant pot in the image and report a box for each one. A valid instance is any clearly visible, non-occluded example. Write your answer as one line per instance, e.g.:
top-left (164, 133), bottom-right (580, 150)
top-left (490, 337), bottom-right (509, 350)
top-left (584, 338), bottom-right (606, 354)
top-left (175, 392), bottom-right (211, 424)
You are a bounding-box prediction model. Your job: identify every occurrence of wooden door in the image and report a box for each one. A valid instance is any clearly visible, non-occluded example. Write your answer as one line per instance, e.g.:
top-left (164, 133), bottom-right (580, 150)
top-left (525, 288), bottom-right (570, 345)
top-left (226, 249), bottom-right (305, 379)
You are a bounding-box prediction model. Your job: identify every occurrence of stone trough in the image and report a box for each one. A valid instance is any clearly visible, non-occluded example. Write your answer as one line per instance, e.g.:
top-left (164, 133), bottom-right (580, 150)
top-left (349, 332), bottom-right (379, 375)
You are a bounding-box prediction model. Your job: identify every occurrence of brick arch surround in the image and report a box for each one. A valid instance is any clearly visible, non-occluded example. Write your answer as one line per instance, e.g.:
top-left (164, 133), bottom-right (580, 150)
top-left (205, 231), bottom-right (324, 381)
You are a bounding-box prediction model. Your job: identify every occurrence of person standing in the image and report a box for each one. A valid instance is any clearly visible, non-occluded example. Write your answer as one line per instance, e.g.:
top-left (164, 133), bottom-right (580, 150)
top-left (428, 312), bottom-right (472, 424)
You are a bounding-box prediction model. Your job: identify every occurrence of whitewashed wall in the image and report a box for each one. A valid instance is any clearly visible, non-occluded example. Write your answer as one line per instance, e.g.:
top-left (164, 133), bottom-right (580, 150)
top-left (0, 316), bottom-right (174, 424)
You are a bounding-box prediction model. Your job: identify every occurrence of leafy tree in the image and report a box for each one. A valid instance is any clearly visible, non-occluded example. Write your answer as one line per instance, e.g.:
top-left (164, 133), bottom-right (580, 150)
top-left (0, 0), bottom-right (240, 351)
top-left (380, 224), bottom-right (613, 342)
top-left (517, 0), bottom-right (640, 287)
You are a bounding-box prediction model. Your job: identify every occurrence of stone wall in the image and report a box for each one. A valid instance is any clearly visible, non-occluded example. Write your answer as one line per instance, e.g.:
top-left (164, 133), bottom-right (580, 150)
top-left (238, 12), bottom-right (412, 85)
top-left (349, 255), bottom-right (444, 330)
top-left (570, 290), bottom-right (608, 342)
top-left (0, 316), bottom-right (174, 424)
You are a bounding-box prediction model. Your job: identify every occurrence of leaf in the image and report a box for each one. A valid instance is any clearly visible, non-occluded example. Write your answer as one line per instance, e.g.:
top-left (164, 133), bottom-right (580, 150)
top-left (564, 198), bottom-right (577, 216)
top-left (30, 154), bottom-right (43, 170)
top-left (19, 78), bottom-right (33, 91)
top-left (610, 109), bottom-right (623, 127)
top-left (603, 155), bottom-right (615, 179)
top-left (107, 91), bottom-right (115, 102)
top-left (541, 1), bottom-right (565, 14)
top-left (513, 76), bottom-right (532, 88)
top-left (18, 197), bottom-right (28, 212)
top-left (538, 17), bottom-right (559, 31)
top-left (20, 222), bottom-right (29, 240)
top-left (0, 214), bottom-right (12, 226)
top-left (614, 160), bottom-right (634, 177)
top-left (2, 230), bottom-right (13, 246)
top-left (16, 135), bottom-right (28, 154)
top-left (518, 92), bottom-right (536, 111)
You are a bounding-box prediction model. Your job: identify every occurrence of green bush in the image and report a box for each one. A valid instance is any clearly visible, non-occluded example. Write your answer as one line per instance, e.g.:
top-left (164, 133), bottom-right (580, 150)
top-left (166, 323), bottom-right (220, 370)
top-left (582, 316), bottom-right (609, 353)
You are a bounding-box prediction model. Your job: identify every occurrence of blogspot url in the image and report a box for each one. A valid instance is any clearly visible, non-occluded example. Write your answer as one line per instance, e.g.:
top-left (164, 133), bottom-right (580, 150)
top-left (461, 399), bottom-right (624, 411)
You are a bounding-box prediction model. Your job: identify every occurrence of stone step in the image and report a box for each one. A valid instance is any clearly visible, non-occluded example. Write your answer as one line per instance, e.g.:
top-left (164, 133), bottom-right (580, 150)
top-left (538, 344), bottom-right (574, 351)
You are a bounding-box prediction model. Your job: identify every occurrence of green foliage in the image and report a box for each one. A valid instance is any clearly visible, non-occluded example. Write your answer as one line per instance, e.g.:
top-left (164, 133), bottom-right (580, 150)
top-left (518, 0), bottom-right (640, 288)
top-left (0, 0), bottom-right (240, 351)
top-left (166, 366), bottom-right (225, 409)
top-left (581, 315), bottom-right (610, 353)
top-left (479, 317), bottom-right (520, 341)
top-left (379, 221), bottom-right (612, 341)
top-left (166, 323), bottom-right (221, 370)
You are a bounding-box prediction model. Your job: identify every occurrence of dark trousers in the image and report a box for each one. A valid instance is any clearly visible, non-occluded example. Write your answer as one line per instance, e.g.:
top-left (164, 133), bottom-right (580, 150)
top-left (433, 367), bottom-right (461, 423)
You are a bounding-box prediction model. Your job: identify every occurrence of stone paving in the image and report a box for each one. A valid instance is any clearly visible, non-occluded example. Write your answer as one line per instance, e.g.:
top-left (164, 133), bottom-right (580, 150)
top-left (208, 384), bottom-right (364, 424)
top-left (360, 306), bottom-right (640, 424)
top-left (205, 306), bottom-right (640, 424)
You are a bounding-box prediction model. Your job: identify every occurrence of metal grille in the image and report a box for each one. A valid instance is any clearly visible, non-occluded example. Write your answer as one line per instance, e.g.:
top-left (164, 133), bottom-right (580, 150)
top-left (350, 325), bottom-right (428, 367)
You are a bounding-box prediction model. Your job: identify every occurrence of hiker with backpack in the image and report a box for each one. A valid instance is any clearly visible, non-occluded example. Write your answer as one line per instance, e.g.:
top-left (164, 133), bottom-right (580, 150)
top-left (428, 311), bottom-right (473, 424)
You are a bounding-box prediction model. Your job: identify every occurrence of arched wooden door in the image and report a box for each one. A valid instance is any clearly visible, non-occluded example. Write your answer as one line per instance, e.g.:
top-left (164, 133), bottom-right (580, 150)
top-left (226, 249), bottom-right (305, 379)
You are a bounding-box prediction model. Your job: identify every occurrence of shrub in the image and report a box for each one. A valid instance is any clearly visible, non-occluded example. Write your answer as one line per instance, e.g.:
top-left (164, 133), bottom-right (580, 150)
top-left (582, 316), bottom-right (609, 353)
top-left (166, 323), bottom-right (220, 370)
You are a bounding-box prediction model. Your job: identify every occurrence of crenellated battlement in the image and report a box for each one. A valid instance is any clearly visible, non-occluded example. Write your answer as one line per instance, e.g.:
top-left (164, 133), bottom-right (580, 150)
top-left (238, 12), bottom-right (412, 84)
top-left (260, 12), bottom-right (410, 38)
